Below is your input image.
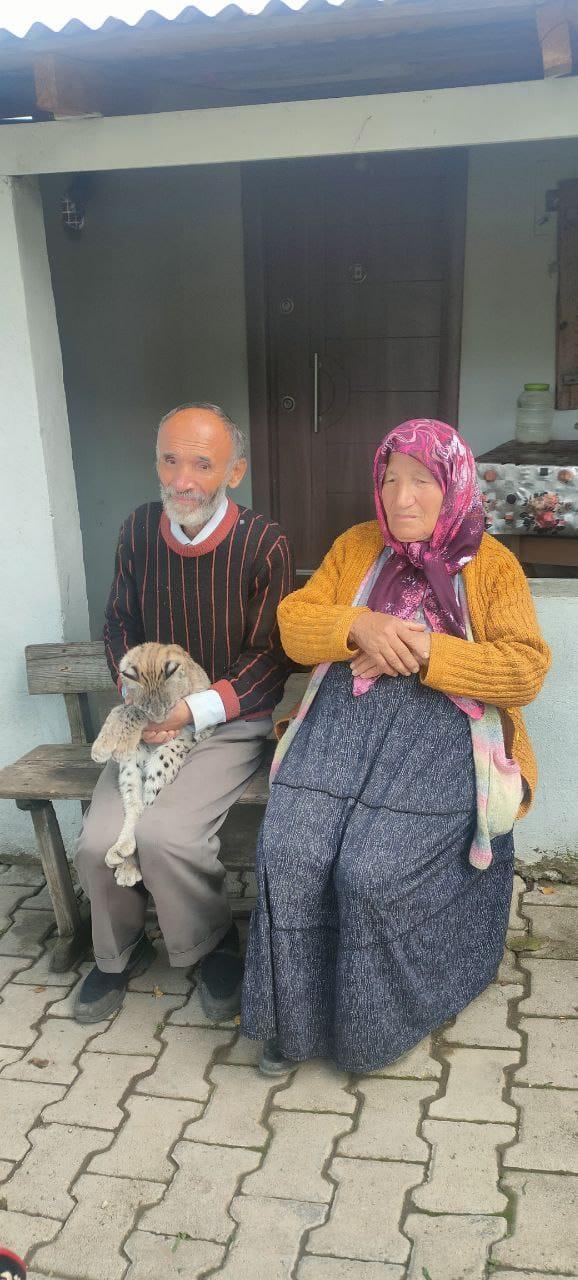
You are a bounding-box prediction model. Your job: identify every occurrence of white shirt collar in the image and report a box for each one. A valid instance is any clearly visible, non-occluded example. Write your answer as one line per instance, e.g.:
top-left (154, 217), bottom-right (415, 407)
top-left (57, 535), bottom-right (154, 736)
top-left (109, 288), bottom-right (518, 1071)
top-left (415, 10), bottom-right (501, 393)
top-left (170, 496), bottom-right (229, 547)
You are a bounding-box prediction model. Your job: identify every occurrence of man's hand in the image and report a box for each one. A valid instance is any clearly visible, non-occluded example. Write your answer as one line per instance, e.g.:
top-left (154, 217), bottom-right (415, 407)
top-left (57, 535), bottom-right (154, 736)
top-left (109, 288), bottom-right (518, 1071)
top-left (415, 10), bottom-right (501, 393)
top-left (348, 611), bottom-right (431, 678)
top-left (141, 698), bottom-right (193, 745)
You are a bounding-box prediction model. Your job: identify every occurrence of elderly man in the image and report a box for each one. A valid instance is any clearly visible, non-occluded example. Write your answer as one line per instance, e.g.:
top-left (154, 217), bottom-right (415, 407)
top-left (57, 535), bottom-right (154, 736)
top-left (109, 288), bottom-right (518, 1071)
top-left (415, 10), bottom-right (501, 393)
top-left (74, 402), bottom-right (293, 1024)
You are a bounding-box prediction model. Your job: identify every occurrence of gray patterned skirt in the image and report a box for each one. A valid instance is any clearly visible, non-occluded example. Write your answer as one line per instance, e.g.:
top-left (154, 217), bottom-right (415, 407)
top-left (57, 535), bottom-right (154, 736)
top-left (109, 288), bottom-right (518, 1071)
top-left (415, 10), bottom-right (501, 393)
top-left (242, 664), bottom-right (514, 1072)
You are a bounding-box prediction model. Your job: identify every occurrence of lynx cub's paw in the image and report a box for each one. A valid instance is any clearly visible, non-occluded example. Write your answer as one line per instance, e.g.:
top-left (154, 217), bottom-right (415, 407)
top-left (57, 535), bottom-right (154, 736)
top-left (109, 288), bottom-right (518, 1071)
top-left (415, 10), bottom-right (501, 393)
top-left (91, 726), bottom-right (119, 764)
top-left (114, 856), bottom-right (142, 887)
top-left (105, 837), bottom-right (137, 868)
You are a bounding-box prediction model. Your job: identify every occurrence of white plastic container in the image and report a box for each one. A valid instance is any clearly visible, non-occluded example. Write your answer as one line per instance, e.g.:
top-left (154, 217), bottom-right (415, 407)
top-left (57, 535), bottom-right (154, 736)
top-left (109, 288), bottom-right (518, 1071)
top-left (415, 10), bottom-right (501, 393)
top-left (515, 382), bottom-right (554, 445)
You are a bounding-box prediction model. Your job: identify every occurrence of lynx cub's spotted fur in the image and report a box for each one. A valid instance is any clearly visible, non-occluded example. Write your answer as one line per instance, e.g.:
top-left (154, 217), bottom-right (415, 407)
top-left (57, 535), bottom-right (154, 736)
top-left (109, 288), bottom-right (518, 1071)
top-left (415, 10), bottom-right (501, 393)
top-left (91, 642), bottom-right (213, 886)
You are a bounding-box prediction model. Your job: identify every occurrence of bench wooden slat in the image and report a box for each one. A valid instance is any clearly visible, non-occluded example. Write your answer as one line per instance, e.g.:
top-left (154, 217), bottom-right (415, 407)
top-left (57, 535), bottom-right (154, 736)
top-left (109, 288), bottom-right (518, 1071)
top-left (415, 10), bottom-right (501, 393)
top-left (0, 741), bottom-right (274, 804)
top-left (26, 642), bottom-right (112, 694)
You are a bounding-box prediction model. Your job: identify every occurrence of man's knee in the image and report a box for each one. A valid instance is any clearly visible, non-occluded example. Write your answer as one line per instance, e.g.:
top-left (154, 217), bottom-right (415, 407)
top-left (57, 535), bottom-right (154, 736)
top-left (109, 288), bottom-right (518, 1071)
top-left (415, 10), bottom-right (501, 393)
top-left (75, 817), bottom-right (109, 885)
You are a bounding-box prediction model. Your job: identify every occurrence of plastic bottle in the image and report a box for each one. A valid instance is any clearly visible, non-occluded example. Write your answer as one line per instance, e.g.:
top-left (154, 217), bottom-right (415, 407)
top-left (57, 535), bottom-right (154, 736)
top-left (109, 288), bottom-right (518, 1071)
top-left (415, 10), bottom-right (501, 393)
top-left (515, 383), bottom-right (554, 445)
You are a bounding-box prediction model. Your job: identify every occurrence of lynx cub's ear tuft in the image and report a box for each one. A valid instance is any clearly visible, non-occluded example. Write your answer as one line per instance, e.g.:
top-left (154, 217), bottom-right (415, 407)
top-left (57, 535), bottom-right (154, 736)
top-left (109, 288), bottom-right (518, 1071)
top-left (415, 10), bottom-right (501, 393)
top-left (164, 660), bottom-right (180, 678)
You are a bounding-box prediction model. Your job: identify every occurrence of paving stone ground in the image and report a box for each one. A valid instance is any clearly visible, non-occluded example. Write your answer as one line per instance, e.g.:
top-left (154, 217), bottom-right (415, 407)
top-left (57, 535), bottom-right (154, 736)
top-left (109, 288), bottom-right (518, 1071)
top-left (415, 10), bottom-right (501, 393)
top-left (0, 864), bottom-right (577, 1280)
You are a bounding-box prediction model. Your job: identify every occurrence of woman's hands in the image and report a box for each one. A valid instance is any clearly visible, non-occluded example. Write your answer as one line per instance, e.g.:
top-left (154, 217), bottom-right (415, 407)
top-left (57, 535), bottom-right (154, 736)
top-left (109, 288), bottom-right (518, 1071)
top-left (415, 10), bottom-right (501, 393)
top-left (348, 611), bottom-right (431, 679)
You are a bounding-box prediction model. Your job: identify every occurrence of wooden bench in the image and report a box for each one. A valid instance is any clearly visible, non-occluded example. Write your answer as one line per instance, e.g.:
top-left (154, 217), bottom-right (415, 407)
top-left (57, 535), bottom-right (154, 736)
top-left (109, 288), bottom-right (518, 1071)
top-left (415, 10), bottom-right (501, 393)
top-left (0, 642), bottom-right (273, 972)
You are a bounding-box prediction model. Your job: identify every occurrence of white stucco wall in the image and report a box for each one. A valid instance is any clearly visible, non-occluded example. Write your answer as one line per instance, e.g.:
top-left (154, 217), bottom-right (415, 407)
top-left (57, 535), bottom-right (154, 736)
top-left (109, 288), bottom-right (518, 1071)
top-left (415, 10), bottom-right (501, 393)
top-left (460, 138), bottom-right (578, 454)
top-left (41, 164), bottom-right (251, 636)
top-left (0, 176), bottom-right (89, 859)
top-left (516, 580), bottom-right (578, 872)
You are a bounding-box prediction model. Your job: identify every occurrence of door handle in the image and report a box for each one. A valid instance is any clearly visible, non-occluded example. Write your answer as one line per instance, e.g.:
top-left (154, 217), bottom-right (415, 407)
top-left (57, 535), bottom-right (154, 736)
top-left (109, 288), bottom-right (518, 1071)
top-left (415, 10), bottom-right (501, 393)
top-left (313, 351), bottom-right (320, 434)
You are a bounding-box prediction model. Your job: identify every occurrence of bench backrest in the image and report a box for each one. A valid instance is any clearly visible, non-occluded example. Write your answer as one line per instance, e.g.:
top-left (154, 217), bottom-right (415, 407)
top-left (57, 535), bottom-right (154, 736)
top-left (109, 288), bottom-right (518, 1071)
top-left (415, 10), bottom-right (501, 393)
top-left (25, 641), bottom-right (111, 744)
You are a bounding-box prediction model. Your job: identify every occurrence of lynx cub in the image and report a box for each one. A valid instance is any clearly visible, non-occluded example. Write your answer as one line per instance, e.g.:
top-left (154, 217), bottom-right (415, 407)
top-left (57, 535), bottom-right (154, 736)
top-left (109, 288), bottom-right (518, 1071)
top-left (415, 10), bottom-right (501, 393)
top-left (91, 642), bottom-right (213, 887)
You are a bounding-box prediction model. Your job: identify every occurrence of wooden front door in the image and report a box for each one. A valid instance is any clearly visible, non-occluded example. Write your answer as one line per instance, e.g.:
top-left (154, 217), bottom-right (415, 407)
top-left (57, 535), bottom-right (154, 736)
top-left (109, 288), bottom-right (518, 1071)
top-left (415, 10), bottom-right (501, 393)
top-left (244, 151), bottom-right (467, 575)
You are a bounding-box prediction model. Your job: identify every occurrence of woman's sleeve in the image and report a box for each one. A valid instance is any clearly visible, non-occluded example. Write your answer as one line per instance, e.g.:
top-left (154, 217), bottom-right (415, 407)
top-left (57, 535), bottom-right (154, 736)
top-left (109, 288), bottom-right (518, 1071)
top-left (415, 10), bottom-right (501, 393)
top-left (277, 532), bottom-right (371, 666)
top-left (422, 551), bottom-right (551, 708)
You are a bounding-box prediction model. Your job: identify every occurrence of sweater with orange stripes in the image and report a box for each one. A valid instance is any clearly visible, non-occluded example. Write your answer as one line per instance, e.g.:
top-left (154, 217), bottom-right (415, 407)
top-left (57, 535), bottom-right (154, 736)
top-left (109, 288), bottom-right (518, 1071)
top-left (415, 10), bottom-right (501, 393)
top-left (103, 499), bottom-right (294, 720)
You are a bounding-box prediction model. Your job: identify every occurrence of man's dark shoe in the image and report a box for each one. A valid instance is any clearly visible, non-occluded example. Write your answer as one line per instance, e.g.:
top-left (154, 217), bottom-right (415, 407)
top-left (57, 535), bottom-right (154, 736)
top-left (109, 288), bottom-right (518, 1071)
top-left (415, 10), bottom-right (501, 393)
top-left (73, 934), bottom-right (156, 1024)
top-left (197, 923), bottom-right (243, 1022)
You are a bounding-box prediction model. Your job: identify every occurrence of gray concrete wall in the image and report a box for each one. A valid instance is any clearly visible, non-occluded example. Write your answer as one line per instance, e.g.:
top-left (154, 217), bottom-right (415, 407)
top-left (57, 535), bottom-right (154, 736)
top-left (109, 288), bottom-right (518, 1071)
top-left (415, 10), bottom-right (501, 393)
top-left (41, 164), bottom-right (251, 638)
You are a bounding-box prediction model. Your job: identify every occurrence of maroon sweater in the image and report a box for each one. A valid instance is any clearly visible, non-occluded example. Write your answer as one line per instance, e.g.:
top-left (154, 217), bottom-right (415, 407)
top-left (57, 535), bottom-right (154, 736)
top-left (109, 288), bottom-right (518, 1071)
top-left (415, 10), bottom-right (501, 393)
top-left (103, 499), bottom-right (294, 720)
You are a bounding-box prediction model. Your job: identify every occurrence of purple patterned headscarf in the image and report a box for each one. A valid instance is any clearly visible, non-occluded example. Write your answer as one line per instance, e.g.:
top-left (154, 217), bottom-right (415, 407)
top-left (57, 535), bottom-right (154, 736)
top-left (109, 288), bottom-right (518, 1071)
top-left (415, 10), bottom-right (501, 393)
top-left (365, 418), bottom-right (484, 635)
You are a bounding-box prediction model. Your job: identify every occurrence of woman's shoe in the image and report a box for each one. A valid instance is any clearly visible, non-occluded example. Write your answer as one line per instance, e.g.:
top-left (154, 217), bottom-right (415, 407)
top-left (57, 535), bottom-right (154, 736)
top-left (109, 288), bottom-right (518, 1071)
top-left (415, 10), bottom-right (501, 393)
top-left (259, 1038), bottom-right (296, 1078)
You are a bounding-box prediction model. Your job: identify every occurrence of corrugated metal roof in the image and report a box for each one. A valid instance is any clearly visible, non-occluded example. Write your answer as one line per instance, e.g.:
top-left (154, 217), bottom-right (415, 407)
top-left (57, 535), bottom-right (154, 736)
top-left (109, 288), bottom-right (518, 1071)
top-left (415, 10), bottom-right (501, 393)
top-left (0, 0), bottom-right (350, 42)
top-left (0, 0), bottom-right (539, 44)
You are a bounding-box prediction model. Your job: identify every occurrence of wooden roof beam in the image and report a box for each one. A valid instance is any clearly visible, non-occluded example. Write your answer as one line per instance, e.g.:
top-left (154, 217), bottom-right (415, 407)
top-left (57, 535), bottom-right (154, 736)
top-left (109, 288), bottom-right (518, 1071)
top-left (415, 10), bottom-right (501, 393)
top-left (34, 54), bottom-right (103, 117)
top-left (536, 2), bottom-right (574, 76)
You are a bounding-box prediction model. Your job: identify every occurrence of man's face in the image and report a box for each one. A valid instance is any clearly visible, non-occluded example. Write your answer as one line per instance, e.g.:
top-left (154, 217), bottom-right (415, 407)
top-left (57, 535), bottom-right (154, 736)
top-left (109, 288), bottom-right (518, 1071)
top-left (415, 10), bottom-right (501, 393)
top-left (157, 408), bottom-right (247, 531)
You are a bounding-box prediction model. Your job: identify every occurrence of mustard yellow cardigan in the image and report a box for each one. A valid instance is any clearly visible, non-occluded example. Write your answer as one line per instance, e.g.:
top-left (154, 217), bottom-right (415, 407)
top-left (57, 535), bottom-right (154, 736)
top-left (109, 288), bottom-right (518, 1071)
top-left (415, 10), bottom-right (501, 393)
top-left (277, 525), bottom-right (551, 816)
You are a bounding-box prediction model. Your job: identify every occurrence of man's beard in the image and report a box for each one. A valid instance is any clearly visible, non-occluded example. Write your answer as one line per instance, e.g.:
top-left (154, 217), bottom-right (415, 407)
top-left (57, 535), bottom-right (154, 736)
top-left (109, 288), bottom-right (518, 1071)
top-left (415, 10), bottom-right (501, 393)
top-left (160, 480), bottom-right (229, 533)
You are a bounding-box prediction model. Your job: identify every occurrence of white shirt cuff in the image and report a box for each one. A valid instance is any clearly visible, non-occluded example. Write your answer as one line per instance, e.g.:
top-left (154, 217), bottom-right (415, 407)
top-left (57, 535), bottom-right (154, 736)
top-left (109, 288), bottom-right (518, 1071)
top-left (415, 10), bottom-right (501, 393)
top-left (184, 689), bottom-right (227, 734)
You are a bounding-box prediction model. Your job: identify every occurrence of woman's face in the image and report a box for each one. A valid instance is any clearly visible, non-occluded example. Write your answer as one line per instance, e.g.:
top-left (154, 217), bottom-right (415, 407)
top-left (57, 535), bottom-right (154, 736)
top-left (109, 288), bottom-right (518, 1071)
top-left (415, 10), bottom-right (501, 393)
top-left (381, 451), bottom-right (444, 542)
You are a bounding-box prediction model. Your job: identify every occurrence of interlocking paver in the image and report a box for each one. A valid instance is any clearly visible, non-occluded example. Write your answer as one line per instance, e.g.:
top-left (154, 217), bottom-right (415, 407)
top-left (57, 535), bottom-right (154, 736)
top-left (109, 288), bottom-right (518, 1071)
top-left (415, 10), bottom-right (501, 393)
top-left (128, 941), bottom-right (191, 995)
top-left (442, 984), bottom-right (521, 1048)
top-left (140, 1140), bottom-right (260, 1241)
top-left (0, 1209), bottom-right (60, 1258)
top-left (3, 1016), bottom-right (104, 1084)
top-left (22, 883), bottom-right (78, 912)
top-left (225, 870), bottom-right (243, 897)
top-left (221, 1035), bottom-right (263, 1066)
top-left (309, 1158), bottom-right (421, 1262)
top-left (184, 1064), bottom-right (274, 1147)
top-left (90, 1094), bottom-right (200, 1180)
top-left (299, 1261), bottom-right (405, 1279)
top-left (0, 1160), bottom-right (14, 1179)
top-left (506, 1086), bottom-right (578, 1172)
top-left (492, 1171), bottom-right (578, 1272)
top-left (411, 1119), bottom-right (513, 1213)
top-left (168, 984), bottom-right (236, 1028)
top-left (4, 1124), bottom-right (112, 1217)
top-left (42, 1051), bottom-right (154, 1128)
top-left (0, 865), bottom-right (45, 886)
top-left (405, 1211), bottom-right (505, 1280)
top-left (0, 955), bottom-right (29, 987)
top-left (33, 1172), bottom-right (165, 1280)
top-left (0, 909), bottom-right (55, 957)
top-left (0, 1078), bottom-right (65, 1158)
top-left (508, 875), bottom-right (528, 930)
top-left (88, 991), bottom-right (185, 1055)
top-left (367, 1036), bottom-right (441, 1080)
top-left (515, 1016), bottom-right (578, 1087)
top-left (219, 1195), bottom-right (326, 1279)
top-left (338, 1078), bottom-right (431, 1161)
top-left (244, 1111), bottom-right (351, 1203)
top-left (524, 883), bottom-right (578, 905)
top-left (490, 1274), bottom-right (578, 1280)
top-left (124, 1230), bottom-right (225, 1278)
top-left (430, 1047), bottom-right (519, 1122)
top-left (276, 1061), bottom-right (356, 1115)
top-left (518, 957), bottom-right (578, 1015)
top-left (495, 944), bottom-right (524, 985)
top-left (12, 942), bottom-right (79, 986)
top-left (0, 982), bottom-right (55, 1047)
top-left (242, 871), bottom-right (258, 897)
top-left (0, 884), bottom-right (39, 926)
top-left (521, 904), bottom-right (578, 958)
top-left (0, 1046), bottom-right (24, 1071)
top-left (135, 1025), bottom-right (235, 1100)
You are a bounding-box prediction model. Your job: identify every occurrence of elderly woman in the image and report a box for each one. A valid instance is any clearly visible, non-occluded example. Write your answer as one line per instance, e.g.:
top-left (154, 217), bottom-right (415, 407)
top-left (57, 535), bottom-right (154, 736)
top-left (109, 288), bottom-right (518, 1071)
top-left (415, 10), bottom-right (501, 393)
top-left (241, 419), bottom-right (550, 1077)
